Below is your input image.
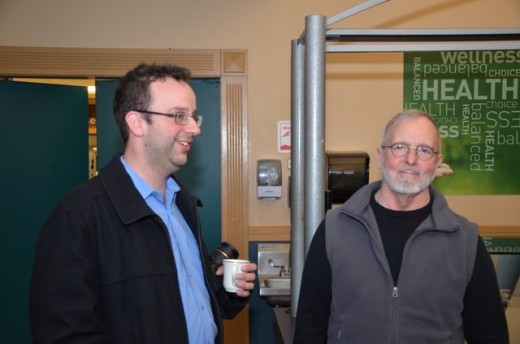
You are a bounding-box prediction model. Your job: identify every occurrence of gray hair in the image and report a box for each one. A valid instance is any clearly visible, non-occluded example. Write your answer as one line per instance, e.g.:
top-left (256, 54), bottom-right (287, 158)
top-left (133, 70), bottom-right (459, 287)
top-left (381, 109), bottom-right (441, 148)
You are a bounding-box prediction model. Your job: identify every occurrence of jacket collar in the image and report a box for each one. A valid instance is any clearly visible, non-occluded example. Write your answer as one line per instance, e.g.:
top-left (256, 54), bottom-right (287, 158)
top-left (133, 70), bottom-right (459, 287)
top-left (341, 180), bottom-right (459, 232)
top-left (99, 156), bottom-right (154, 225)
top-left (98, 156), bottom-right (201, 227)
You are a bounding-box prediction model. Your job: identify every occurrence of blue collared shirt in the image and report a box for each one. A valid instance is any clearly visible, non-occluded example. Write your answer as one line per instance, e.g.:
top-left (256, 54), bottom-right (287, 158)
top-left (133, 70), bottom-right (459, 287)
top-left (121, 157), bottom-right (217, 343)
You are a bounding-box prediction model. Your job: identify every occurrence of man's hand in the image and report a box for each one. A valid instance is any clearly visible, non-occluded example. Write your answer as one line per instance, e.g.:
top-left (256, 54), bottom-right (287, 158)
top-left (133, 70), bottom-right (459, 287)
top-left (215, 263), bottom-right (257, 297)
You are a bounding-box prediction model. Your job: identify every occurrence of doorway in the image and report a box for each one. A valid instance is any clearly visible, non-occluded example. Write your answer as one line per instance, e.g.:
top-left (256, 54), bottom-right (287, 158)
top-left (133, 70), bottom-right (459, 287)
top-left (0, 81), bottom-right (88, 342)
top-left (12, 77), bottom-right (99, 177)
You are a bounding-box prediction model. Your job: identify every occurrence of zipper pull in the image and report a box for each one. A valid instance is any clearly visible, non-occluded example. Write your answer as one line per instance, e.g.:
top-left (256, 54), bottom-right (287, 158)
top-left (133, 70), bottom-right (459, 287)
top-left (392, 286), bottom-right (399, 298)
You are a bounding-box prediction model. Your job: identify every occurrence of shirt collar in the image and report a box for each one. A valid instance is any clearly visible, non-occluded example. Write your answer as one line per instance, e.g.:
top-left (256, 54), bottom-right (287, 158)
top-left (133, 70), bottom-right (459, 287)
top-left (120, 156), bottom-right (180, 202)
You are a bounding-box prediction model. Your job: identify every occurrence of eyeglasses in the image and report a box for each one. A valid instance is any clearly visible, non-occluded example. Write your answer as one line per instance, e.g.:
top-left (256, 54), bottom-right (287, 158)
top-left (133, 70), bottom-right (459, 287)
top-left (135, 110), bottom-right (203, 127)
top-left (382, 143), bottom-right (438, 161)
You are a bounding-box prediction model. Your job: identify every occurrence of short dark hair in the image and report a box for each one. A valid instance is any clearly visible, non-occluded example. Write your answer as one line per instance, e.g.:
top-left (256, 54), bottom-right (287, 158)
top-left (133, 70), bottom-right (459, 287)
top-left (112, 63), bottom-right (192, 142)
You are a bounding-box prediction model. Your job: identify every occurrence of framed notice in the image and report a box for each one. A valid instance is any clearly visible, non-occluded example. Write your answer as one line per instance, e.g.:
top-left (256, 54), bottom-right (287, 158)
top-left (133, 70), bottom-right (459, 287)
top-left (403, 50), bottom-right (520, 195)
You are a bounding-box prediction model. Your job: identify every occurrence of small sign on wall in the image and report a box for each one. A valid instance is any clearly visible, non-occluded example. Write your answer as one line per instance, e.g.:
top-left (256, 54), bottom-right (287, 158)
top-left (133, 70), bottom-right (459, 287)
top-left (278, 121), bottom-right (291, 153)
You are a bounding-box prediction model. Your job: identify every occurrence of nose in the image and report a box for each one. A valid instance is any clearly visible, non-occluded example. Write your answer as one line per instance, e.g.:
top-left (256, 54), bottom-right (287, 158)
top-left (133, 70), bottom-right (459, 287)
top-left (405, 148), bottom-right (418, 164)
top-left (186, 117), bottom-right (201, 135)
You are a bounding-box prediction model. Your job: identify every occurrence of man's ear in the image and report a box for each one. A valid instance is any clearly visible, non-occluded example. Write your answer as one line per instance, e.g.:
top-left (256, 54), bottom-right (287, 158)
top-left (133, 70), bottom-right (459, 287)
top-left (376, 146), bottom-right (384, 169)
top-left (125, 111), bottom-right (145, 137)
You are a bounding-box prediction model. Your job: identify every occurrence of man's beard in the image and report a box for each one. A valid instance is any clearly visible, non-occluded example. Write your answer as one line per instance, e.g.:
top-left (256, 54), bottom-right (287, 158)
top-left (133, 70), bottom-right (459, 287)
top-left (381, 164), bottom-right (435, 196)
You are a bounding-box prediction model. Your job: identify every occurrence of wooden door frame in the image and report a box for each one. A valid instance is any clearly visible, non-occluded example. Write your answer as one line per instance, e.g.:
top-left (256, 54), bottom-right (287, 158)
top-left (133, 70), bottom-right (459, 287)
top-left (0, 46), bottom-right (249, 344)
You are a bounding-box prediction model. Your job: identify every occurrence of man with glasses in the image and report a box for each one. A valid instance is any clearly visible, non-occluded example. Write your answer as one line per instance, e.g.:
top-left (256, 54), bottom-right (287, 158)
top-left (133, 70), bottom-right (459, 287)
top-left (294, 110), bottom-right (508, 343)
top-left (30, 63), bottom-right (256, 344)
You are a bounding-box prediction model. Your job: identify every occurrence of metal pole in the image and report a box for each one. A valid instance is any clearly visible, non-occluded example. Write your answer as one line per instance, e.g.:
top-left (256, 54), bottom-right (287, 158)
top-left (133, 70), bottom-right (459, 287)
top-left (304, 15), bottom-right (326, 254)
top-left (290, 38), bottom-right (305, 318)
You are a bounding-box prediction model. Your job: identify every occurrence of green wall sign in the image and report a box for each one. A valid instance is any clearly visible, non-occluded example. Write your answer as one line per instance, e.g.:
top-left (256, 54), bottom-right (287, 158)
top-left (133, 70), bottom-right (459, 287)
top-left (483, 236), bottom-right (520, 254)
top-left (403, 50), bottom-right (520, 195)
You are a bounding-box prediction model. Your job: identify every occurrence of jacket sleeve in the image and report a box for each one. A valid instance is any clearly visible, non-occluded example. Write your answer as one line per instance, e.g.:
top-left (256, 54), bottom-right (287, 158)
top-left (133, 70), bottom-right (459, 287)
top-left (293, 220), bottom-right (331, 343)
top-left (215, 284), bottom-right (250, 319)
top-left (463, 236), bottom-right (509, 344)
top-left (209, 259), bottom-right (249, 319)
top-left (29, 211), bottom-right (110, 344)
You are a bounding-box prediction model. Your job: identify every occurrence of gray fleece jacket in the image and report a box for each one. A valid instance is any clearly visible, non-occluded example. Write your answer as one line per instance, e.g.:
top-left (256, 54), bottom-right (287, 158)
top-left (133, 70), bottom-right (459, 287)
top-left (325, 181), bottom-right (478, 344)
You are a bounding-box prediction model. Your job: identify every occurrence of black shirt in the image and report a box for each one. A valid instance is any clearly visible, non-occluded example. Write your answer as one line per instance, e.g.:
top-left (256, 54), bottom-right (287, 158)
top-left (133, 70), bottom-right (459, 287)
top-left (370, 191), bottom-right (432, 284)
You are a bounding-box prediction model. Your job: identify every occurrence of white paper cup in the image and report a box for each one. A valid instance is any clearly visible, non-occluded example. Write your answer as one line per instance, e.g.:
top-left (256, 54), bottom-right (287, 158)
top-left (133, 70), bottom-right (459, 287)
top-left (222, 259), bottom-right (250, 292)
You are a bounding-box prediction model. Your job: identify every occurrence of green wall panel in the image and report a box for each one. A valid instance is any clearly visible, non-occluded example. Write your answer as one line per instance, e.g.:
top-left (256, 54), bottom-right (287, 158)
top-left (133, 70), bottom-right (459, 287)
top-left (0, 81), bottom-right (88, 342)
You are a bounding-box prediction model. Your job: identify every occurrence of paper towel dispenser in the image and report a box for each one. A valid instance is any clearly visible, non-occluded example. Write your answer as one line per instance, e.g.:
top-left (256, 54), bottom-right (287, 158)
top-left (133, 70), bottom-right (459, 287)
top-left (327, 151), bottom-right (370, 204)
top-left (257, 159), bottom-right (282, 199)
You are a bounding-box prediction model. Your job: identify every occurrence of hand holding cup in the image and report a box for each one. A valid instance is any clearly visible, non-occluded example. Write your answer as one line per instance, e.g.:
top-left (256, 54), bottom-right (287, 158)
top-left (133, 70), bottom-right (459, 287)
top-left (222, 259), bottom-right (256, 296)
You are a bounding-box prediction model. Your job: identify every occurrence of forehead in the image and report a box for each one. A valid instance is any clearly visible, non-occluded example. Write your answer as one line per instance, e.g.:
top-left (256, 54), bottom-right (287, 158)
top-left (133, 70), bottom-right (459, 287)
top-left (148, 78), bottom-right (196, 107)
top-left (389, 117), bottom-right (439, 146)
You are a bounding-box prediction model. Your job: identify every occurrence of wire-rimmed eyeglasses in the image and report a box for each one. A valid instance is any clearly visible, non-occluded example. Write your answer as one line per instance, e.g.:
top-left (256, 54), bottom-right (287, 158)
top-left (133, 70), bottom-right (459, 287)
top-left (135, 110), bottom-right (203, 127)
top-left (382, 143), bottom-right (438, 161)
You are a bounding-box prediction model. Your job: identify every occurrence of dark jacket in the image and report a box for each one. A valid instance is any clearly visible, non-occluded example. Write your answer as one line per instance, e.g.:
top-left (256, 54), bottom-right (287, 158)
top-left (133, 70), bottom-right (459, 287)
top-left (30, 156), bottom-right (248, 344)
top-left (294, 181), bottom-right (509, 344)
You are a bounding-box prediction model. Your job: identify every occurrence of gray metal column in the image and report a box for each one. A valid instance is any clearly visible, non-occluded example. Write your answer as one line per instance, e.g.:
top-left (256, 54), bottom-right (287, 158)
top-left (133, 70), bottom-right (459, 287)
top-left (304, 15), bottom-right (327, 253)
top-left (290, 38), bottom-right (305, 317)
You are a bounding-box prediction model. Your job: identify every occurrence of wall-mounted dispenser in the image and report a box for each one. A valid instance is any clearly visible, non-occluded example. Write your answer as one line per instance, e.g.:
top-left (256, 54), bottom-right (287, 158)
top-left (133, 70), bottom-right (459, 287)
top-left (327, 151), bottom-right (370, 204)
top-left (257, 159), bottom-right (282, 199)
